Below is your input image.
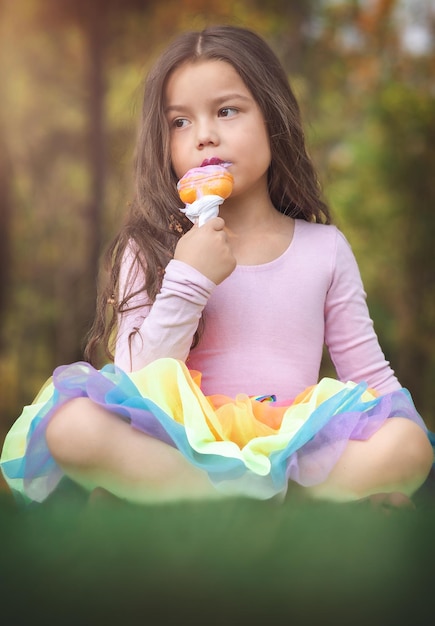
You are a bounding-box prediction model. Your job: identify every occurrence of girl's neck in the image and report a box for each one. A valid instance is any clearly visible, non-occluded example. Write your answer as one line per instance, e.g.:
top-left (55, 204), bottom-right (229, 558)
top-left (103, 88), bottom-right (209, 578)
top-left (219, 190), bottom-right (295, 266)
top-left (219, 188), bottom-right (279, 235)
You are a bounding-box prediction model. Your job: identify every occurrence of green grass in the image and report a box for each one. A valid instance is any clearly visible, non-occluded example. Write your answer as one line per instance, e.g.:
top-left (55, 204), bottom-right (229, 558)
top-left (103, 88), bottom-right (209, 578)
top-left (1, 483), bottom-right (435, 625)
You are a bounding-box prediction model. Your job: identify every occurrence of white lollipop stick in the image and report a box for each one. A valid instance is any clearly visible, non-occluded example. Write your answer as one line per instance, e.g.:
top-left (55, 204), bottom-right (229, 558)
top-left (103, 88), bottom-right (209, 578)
top-left (180, 195), bottom-right (224, 227)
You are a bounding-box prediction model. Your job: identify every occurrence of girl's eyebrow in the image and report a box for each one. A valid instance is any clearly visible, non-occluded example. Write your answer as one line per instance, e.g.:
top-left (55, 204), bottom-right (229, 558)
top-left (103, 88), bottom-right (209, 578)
top-left (165, 92), bottom-right (252, 114)
top-left (213, 93), bottom-right (252, 105)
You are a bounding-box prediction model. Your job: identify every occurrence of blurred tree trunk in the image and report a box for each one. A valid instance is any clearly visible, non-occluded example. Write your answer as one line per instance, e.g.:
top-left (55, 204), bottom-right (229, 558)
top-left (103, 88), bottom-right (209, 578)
top-left (84, 1), bottom-right (106, 312)
top-left (0, 122), bottom-right (12, 347)
top-left (51, 1), bottom-right (108, 364)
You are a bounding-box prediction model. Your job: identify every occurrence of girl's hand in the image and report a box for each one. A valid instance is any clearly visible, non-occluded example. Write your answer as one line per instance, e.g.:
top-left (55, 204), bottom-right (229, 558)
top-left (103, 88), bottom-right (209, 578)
top-left (174, 217), bottom-right (236, 284)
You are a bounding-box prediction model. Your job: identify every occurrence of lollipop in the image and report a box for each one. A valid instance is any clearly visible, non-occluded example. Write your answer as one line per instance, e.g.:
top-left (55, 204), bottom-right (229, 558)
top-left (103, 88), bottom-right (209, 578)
top-left (177, 158), bottom-right (233, 226)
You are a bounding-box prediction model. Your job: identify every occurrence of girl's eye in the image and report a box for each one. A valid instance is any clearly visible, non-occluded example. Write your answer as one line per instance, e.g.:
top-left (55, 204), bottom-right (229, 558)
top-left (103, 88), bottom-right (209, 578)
top-left (172, 118), bottom-right (188, 128)
top-left (219, 107), bottom-right (238, 118)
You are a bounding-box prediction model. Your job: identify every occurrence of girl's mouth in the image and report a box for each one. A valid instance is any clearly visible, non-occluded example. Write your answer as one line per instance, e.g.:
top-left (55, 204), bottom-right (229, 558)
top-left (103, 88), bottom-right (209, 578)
top-left (200, 157), bottom-right (231, 168)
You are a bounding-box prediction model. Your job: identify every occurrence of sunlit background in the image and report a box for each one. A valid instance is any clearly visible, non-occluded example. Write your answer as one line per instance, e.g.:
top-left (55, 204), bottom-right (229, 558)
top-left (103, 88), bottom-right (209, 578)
top-left (0, 0), bottom-right (434, 445)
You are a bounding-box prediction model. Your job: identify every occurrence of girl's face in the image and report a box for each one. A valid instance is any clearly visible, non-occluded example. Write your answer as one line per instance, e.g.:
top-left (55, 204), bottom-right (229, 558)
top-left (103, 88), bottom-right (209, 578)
top-left (165, 60), bottom-right (271, 201)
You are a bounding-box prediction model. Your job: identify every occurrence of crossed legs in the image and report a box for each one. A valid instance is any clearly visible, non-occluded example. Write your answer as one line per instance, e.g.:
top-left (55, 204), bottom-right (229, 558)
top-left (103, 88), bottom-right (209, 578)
top-left (45, 397), bottom-right (434, 504)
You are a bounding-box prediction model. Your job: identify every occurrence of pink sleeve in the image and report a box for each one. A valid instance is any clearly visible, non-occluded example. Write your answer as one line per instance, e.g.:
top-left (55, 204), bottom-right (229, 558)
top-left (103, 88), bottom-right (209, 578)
top-left (114, 246), bottom-right (215, 372)
top-left (325, 230), bottom-right (401, 394)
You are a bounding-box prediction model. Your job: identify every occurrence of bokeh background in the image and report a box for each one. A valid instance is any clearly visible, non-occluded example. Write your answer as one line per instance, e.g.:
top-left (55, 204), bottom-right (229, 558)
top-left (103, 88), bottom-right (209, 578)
top-left (1, 0), bottom-right (434, 452)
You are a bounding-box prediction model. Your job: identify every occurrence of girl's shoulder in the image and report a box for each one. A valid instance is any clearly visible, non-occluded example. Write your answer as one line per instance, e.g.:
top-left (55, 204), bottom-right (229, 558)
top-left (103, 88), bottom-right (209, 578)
top-left (295, 219), bottom-right (343, 249)
top-left (294, 220), bottom-right (355, 268)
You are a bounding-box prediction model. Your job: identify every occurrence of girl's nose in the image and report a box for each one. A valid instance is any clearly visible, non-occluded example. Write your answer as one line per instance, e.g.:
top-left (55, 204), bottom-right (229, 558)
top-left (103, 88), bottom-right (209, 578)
top-left (196, 121), bottom-right (219, 148)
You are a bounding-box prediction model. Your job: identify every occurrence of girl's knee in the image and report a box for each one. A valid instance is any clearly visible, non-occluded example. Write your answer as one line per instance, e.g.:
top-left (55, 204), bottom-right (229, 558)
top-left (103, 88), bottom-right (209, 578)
top-left (389, 418), bottom-right (434, 482)
top-left (398, 419), bottom-right (432, 460)
top-left (45, 398), bottom-right (100, 468)
top-left (411, 426), bottom-right (433, 476)
top-left (308, 418), bottom-right (433, 502)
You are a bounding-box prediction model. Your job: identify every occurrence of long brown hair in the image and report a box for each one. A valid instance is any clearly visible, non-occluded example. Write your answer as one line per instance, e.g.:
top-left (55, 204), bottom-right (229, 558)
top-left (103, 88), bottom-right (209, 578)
top-left (85, 25), bottom-right (331, 365)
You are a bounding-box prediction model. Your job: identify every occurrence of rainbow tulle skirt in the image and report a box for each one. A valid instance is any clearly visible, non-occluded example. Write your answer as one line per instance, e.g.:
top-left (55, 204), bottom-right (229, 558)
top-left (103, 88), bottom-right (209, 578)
top-left (0, 358), bottom-right (432, 503)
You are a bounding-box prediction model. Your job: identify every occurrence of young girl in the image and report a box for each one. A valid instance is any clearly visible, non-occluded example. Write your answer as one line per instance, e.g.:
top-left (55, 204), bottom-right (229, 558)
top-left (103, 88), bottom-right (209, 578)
top-left (1, 25), bottom-right (433, 506)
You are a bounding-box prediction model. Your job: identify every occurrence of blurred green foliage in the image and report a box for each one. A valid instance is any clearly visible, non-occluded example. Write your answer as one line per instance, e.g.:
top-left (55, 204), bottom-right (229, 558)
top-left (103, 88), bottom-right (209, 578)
top-left (0, 0), bottom-right (434, 437)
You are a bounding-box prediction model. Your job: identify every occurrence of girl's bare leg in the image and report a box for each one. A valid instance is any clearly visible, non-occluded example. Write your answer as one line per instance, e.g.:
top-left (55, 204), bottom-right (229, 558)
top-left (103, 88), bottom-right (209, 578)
top-left (305, 417), bottom-right (434, 502)
top-left (45, 398), bottom-right (223, 504)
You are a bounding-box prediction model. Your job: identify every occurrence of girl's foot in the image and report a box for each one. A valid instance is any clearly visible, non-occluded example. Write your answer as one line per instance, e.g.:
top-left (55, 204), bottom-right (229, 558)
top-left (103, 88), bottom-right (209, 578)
top-left (358, 491), bottom-right (415, 513)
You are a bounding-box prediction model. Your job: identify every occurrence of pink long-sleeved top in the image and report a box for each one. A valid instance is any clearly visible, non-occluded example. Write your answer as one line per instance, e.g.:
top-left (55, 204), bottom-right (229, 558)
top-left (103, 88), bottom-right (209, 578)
top-left (115, 219), bottom-right (400, 400)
